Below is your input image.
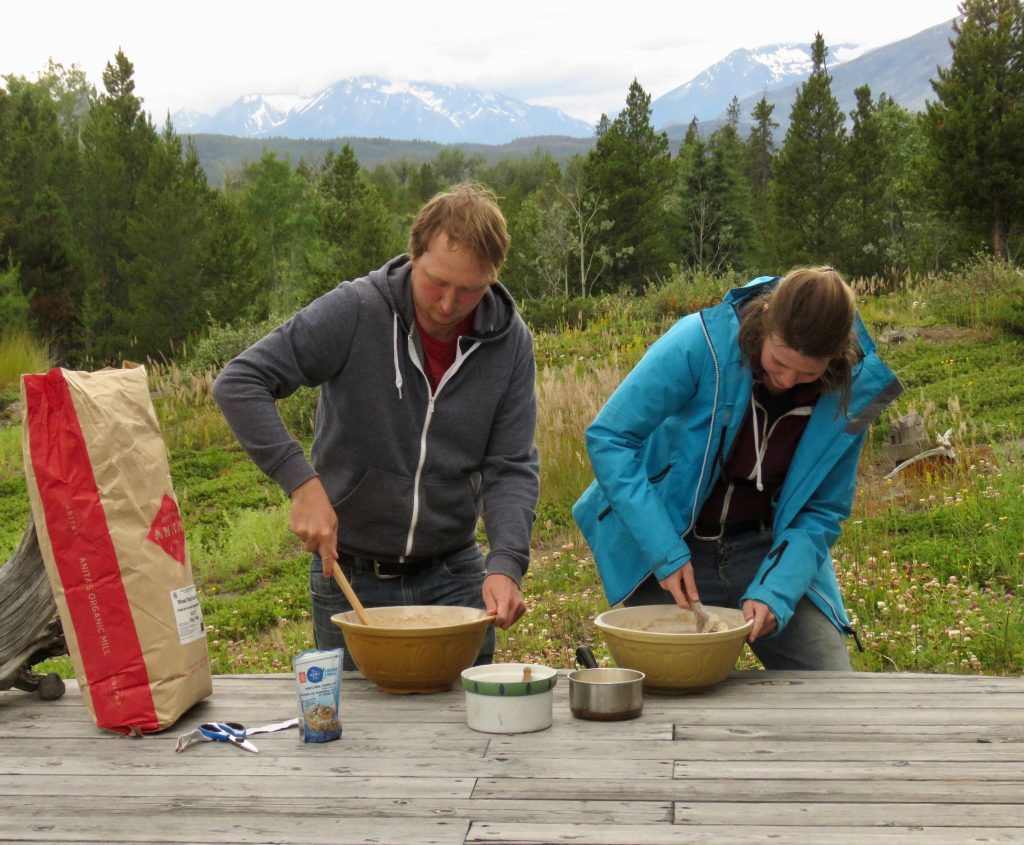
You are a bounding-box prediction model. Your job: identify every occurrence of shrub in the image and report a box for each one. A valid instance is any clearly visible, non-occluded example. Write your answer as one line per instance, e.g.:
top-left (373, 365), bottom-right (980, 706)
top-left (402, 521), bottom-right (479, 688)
top-left (182, 314), bottom-right (285, 375)
top-left (931, 256), bottom-right (1024, 336)
top-left (645, 266), bottom-right (747, 318)
top-left (0, 330), bottom-right (51, 406)
top-left (519, 296), bottom-right (604, 332)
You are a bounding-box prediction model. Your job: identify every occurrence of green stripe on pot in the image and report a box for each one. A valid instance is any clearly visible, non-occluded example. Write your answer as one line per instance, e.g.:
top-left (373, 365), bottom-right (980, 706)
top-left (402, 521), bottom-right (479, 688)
top-left (460, 665), bottom-right (558, 697)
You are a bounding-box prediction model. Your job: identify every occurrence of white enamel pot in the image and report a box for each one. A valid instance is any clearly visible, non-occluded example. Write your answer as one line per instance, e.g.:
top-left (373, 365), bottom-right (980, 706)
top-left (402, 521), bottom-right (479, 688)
top-left (460, 663), bottom-right (558, 734)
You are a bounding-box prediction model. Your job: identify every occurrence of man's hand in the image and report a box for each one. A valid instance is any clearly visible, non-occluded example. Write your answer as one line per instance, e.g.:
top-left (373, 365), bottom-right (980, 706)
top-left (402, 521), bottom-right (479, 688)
top-left (289, 478), bottom-right (339, 577)
top-left (482, 573), bottom-right (526, 629)
top-left (657, 562), bottom-right (699, 610)
top-left (742, 599), bottom-right (777, 642)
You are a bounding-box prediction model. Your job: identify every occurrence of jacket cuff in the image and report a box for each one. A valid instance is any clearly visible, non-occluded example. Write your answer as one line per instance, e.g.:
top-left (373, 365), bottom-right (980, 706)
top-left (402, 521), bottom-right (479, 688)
top-left (653, 552), bottom-right (690, 584)
top-left (484, 553), bottom-right (525, 585)
top-left (274, 454), bottom-right (318, 497)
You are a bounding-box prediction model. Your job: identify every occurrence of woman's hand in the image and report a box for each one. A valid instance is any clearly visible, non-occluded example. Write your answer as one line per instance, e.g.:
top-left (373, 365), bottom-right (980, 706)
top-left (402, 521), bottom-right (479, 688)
top-left (742, 599), bottom-right (777, 642)
top-left (658, 563), bottom-right (699, 610)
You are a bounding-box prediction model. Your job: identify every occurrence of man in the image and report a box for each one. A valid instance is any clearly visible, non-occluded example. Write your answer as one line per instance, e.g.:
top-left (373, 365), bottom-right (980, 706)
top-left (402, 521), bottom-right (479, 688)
top-left (212, 182), bottom-right (540, 669)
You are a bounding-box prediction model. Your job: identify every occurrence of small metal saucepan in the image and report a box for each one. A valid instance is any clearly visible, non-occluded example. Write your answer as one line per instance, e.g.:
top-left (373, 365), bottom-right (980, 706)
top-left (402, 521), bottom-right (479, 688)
top-left (568, 645), bottom-right (645, 721)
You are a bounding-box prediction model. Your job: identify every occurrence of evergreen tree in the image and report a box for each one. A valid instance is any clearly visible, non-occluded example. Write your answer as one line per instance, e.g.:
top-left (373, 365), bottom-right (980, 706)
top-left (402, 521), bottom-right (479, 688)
top-left (676, 122), bottom-right (755, 273)
top-left (234, 150), bottom-right (319, 311)
top-left (78, 51), bottom-right (160, 358)
top-left (772, 33), bottom-right (848, 267)
top-left (120, 125), bottom-right (215, 357)
top-left (0, 70), bottom-right (83, 347)
top-left (840, 86), bottom-right (891, 276)
top-left (585, 79), bottom-right (674, 292)
top-left (307, 144), bottom-right (403, 300)
top-left (745, 95), bottom-right (779, 267)
top-left (924, 0), bottom-right (1024, 259)
top-left (746, 95), bottom-right (778, 206)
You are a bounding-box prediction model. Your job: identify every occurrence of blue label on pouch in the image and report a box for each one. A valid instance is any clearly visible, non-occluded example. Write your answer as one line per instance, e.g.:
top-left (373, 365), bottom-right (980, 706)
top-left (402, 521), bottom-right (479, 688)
top-left (293, 648), bottom-right (343, 743)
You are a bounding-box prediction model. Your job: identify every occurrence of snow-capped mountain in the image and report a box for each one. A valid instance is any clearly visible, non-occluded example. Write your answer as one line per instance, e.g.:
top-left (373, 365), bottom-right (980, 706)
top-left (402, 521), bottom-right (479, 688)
top-left (650, 42), bottom-right (866, 129)
top-left (172, 76), bottom-right (594, 145)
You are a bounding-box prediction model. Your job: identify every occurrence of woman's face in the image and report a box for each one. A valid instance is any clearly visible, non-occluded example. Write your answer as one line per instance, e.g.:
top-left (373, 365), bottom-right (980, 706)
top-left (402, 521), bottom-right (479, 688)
top-left (759, 334), bottom-right (830, 395)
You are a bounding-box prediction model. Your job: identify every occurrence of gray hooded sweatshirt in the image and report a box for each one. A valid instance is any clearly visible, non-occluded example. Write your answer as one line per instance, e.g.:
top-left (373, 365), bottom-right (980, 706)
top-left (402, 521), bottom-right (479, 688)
top-left (212, 256), bottom-right (540, 583)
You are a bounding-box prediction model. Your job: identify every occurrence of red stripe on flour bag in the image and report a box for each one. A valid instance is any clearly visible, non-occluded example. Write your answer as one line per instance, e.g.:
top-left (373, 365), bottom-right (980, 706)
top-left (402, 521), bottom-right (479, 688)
top-left (24, 369), bottom-right (158, 733)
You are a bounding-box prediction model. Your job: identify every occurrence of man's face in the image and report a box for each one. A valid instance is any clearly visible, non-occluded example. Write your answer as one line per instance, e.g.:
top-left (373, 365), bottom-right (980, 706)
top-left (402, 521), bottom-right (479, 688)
top-left (410, 232), bottom-right (492, 341)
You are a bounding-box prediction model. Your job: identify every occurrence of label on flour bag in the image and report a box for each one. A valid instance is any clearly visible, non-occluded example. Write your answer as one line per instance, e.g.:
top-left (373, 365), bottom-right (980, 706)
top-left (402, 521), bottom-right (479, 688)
top-left (170, 585), bottom-right (206, 644)
top-left (294, 648), bottom-right (343, 743)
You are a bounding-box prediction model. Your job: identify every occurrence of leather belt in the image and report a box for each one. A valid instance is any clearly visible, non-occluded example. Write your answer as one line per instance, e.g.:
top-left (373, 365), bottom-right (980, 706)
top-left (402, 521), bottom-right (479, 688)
top-left (690, 520), bottom-right (768, 540)
top-left (337, 543), bottom-right (476, 580)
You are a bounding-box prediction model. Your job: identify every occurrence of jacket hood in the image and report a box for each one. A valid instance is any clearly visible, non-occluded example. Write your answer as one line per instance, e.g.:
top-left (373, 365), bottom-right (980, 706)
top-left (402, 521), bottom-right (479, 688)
top-left (368, 255), bottom-right (519, 342)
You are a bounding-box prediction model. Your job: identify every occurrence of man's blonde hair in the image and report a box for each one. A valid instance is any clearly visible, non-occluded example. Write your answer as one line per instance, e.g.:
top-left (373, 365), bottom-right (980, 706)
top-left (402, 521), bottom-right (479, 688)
top-left (408, 182), bottom-right (511, 279)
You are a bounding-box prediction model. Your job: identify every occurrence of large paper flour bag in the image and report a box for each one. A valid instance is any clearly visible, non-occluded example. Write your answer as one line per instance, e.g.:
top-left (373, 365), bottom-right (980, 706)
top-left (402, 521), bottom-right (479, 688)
top-left (21, 366), bottom-right (212, 734)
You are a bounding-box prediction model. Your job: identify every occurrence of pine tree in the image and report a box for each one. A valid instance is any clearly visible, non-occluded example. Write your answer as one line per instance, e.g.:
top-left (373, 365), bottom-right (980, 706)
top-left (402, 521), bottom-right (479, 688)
top-left (676, 121), bottom-right (755, 273)
top-left (924, 0), bottom-right (1024, 259)
top-left (307, 144), bottom-right (402, 299)
top-left (772, 33), bottom-right (848, 267)
top-left (745, 95), bottom-right (779, 267)
top-left (840, 86), bottom-right (891, 276)
top-left (0, 69), bottom-right (85, 348)
top-left (78, 50), bottom-right (160, 358)
top-left (585, 79), bottom-right (673, 292)
top-left (746, 96), bottom-right (778, 205)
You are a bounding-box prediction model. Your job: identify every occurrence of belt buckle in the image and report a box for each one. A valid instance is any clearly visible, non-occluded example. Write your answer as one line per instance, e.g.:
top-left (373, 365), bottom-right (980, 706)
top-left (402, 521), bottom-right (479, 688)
top-left (692, 523), bottom-right (723, 541)
top-left (372, 560), bottom-right (401, 580)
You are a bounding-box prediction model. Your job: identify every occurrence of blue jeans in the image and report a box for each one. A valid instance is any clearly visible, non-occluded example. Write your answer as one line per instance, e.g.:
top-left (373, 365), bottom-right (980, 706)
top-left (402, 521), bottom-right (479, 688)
top-left (625, 529), bottom-right (851, 671)
top-left (309, 544), bottom-right (495, 672)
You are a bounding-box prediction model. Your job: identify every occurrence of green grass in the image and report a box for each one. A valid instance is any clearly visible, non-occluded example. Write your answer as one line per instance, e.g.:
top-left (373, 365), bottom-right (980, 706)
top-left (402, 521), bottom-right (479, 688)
top-left (5, 262), bottom-right (1024, 679)
top-left (0, 330), bottom-right (50, 391)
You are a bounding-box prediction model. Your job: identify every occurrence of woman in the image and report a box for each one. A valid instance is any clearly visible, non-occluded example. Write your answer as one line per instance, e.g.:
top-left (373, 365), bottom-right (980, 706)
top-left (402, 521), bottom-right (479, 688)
top-left (573, 268), bottom-right (903, 670)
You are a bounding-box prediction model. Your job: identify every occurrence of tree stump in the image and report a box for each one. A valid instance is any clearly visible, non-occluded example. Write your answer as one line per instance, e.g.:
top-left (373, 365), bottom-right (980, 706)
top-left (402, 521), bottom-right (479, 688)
top-left (0, 515), bottom-right (68, 699)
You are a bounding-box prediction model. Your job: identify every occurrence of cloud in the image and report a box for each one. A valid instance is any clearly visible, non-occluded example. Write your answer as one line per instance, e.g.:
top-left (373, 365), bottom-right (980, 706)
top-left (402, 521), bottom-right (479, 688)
top-left (3, 0), bottom-right (961, 124)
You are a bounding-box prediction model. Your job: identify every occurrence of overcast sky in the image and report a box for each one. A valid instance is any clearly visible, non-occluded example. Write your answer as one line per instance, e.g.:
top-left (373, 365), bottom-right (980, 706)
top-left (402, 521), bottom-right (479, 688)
top-left (4, 1), bottom-right (961, 125)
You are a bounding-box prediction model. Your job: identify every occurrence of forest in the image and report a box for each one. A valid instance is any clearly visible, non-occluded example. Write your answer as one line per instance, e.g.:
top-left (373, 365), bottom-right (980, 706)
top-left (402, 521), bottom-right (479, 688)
top-left (1, 1), bottom-right (1022, 367)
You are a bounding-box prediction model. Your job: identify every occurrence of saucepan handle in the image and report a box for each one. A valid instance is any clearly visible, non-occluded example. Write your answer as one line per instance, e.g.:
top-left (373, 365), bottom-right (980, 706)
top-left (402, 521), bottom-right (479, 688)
top-left (575, 645), bottom-right (599, 669)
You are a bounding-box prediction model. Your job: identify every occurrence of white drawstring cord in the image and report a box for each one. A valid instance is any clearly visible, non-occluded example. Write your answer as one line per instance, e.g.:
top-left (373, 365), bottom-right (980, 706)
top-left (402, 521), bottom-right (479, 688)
top-left (392, 314), bottom-right (403, 399)
top-left (750, 391), bottom-right (765, 492)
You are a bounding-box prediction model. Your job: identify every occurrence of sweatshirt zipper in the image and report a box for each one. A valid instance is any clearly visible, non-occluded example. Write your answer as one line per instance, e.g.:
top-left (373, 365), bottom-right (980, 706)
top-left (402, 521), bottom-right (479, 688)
top-left (402, 330), bottom-right (480, 559)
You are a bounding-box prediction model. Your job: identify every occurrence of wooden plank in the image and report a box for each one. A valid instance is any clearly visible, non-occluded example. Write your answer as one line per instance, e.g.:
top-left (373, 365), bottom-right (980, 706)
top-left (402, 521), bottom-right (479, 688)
top-left (464, 823), bottom-right (1024, 844)
top-left (486, 737), bottom-right (1024, 761)
top-left (0, 735), bottom-right (490, 758)
top-left (660, 708), bottom-right (1024, 726)
top-left (2, 774), bottom-right (474, 800)
top-left (4, 736), bottom-right (1021, 766)
top-left (0, 806), bottom-right (468, 845)
top-left (674, 801), bottom-right (1024, 827)
top-left (0, 796), bottom-right (672, 825)
top-left (0, 754), bottom-right (669, 780)
top-left (471, 776), bottom-right (1024, 803)
top-left (673, 724), bottom-right (1024, 742)
top-left (674, 759), bottom-right (1024, 780)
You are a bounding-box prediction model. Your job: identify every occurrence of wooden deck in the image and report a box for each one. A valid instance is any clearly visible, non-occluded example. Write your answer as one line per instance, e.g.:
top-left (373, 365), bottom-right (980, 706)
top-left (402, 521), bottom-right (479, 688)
top-left (2, 670), bottom-right (1023, 844)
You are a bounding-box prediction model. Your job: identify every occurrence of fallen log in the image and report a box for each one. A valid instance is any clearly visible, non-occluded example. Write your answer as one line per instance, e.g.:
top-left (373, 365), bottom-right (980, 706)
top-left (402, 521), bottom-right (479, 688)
top-left (0, 515), bottom-right (67, 699)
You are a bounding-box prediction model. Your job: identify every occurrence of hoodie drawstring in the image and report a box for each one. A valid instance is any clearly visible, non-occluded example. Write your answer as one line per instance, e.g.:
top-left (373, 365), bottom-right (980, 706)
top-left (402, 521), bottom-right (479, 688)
top-left (750, 391), bottom-right (765, 492)
top-left (392, 313), bottom-right (404, 399)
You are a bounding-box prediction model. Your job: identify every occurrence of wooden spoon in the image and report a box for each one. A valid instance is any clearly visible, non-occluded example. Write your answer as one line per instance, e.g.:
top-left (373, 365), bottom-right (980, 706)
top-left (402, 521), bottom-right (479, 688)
top-left (331, 561), bottom-right (374, 626)
top-left (690, 599), bottom-right (711, 633)
top-left (691, 599), bottom-right (726, 633)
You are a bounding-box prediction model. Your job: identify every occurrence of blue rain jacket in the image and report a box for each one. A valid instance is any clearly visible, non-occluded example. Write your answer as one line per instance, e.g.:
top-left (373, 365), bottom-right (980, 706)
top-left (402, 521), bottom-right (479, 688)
top-left (572, 276), bottom-right (903, 636)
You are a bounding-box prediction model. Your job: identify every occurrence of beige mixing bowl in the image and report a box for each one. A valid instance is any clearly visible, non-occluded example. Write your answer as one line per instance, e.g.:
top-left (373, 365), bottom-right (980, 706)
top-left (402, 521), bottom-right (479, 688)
top-left (332, 605), bottom-right (491, 694)
top-left (593, 604), bottom-right (753, 693)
